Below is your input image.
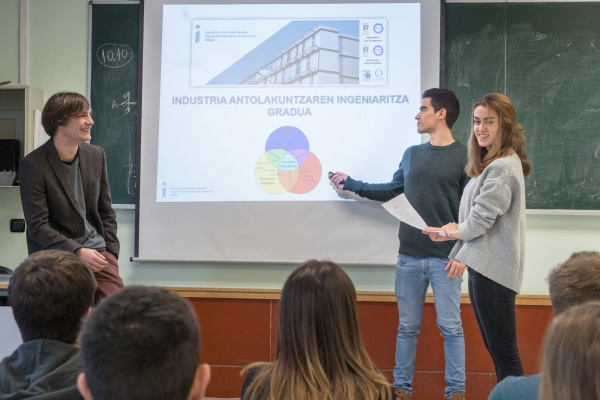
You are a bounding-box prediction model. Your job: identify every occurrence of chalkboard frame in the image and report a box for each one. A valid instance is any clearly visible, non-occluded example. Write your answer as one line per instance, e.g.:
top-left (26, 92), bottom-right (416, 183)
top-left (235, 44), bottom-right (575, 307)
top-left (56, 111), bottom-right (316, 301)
top-left (87, 1), bottom-right (600, 214)
top-left (88, 0), bottom-right (141, 207)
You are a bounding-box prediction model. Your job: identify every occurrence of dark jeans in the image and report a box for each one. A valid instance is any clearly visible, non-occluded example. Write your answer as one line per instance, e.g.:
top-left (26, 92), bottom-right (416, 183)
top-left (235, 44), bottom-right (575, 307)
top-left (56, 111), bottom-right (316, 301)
top-left (468, 268), bottom-right (523, 382)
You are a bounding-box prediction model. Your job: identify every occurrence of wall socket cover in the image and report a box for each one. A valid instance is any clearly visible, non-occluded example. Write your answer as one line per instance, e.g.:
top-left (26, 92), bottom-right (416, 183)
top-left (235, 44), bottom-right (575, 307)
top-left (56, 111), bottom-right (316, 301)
top-left (10, 219), bottom-right (25, 232)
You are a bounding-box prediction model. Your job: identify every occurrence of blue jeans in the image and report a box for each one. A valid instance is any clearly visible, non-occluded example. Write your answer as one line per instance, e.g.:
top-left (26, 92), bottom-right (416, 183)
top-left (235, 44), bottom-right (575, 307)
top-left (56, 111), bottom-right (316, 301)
top-left (393, 254), bottom-right (466, 397)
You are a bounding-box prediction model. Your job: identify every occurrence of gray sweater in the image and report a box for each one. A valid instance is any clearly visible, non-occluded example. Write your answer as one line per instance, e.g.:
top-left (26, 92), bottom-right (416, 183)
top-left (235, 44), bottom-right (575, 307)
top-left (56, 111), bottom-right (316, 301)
top-left (449, 154), bottom-right (526, 293)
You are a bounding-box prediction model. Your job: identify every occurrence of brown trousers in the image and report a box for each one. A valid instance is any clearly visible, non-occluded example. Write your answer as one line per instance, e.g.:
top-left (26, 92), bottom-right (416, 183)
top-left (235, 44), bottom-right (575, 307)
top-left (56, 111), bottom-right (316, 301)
top-left (93, 250), bottom-right (124, 305)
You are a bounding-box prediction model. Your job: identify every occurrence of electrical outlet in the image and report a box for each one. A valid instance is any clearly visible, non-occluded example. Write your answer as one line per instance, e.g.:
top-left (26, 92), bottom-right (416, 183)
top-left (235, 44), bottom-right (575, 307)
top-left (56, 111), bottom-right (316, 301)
top-left (10, 219), bottom-right (25, 232)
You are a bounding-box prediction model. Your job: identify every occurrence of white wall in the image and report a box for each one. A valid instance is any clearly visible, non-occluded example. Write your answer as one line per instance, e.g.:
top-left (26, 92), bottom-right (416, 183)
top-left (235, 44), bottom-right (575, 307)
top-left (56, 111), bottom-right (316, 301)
top-left (0, 0), bottom-right (598, 294)
top-left (0, 0), bottom-right (20, 84)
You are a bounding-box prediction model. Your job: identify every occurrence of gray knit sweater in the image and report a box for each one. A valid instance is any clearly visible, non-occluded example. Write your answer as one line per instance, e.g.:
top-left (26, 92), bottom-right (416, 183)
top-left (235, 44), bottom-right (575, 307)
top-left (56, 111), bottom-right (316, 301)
top-left (449, 154), bottom-right (526, 293)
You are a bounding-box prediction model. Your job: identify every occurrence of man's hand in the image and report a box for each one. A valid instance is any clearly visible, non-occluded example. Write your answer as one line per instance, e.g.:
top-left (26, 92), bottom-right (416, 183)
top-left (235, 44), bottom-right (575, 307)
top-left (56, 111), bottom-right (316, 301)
top-left (328, 171), bottom-right (348, 190)
top-left (445, 259), bottom-right (466, 278)
top-left (78, 248), bottom-right (108, 272)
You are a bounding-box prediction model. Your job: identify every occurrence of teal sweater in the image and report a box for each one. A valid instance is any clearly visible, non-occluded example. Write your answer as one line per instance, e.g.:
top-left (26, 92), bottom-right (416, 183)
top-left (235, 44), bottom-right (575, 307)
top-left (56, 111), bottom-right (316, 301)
top-left (488, 374), bottom-right (540, 400)
top-left (344, 141), bottom-right (469, 259)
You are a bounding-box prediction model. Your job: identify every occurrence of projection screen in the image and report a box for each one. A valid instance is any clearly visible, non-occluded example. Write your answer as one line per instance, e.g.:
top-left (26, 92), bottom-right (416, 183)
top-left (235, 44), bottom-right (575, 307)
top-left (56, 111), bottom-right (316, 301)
top-left (137, 0), bottom-right (442, 263)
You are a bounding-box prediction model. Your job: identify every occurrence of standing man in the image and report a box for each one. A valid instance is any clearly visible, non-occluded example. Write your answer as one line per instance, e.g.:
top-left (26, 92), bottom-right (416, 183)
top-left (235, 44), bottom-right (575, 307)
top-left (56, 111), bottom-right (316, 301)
top-left (19, 91), bottom-right (123, 304)
top-left (329, 89), bottom-right (468, 400)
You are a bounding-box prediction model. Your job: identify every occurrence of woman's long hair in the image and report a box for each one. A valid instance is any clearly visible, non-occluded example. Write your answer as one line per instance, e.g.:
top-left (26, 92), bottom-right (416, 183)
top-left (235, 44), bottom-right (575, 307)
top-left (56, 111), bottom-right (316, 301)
top-left (465, 93), bottom-right (532, 178)
top-left (539, 301), bottom-right (600, 400)
top-left (242, 260), bottom-right (392, 400)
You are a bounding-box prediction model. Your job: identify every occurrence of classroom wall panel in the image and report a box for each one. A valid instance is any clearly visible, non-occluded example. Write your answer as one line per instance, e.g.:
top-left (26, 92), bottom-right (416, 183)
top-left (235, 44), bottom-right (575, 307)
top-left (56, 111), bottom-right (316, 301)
top-left (463, 306), bottom-right (495, 374)
top-left (190, 297), bottom-right (552, 400)
top-left (515, 305), bottom-right (554, 374)
top-left (0, 0), bottom-right (19, 84)
top-left (269, 302), bottom-right (279, 361)
top-left (207, 366), bottom-right (248, 399)
top-left (27, 0), bottom-right (88, 96)
top-left (188, 298), bottom-right (272, 366)
top-left (357, 301), bottom-right (398, 368)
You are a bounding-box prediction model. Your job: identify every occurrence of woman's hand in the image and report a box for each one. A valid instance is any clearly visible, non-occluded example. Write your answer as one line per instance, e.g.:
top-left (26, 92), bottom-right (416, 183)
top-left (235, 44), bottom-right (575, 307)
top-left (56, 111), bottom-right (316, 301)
top-left (442, 223), bottom-right (461, 240)
top-left (445, 259), bottom-right (467, 278)
top-left (423, 223), bottom-right (461, 241)
top-left (422, 226), bottom-right (450, 241)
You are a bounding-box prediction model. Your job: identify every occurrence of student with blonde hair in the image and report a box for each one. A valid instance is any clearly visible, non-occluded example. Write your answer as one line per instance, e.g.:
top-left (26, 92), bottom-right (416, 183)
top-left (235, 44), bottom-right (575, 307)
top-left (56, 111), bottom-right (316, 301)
top-left (425, 93), bottom-right (531, 381)
top-left (539, 301), bottom-right (600, 400)
top-left (241, 259), bottom-right (392, 400)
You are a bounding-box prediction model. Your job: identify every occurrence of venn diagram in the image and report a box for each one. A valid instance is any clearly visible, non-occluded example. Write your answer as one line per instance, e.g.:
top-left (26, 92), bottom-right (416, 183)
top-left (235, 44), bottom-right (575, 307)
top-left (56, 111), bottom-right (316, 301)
top-left (255, 126), bottom-right (322, 194)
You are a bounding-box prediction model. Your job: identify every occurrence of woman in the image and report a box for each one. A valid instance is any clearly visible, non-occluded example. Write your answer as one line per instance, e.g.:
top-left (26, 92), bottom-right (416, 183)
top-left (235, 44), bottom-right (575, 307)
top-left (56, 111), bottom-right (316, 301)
top-left (539, 301), bottom-right (600, 400)
top-left (241, 259), bottom-right (392, 400)
top-left (424, 93), bottom-right (531, 381)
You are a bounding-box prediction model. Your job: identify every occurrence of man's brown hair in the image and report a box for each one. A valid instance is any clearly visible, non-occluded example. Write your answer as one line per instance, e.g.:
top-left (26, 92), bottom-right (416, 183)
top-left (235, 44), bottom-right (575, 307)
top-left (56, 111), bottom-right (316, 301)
top-left (41, 91), bottom-right (90, 137)
top-left (547, 251), bottom-right (600, 315)
top-left (9, 249), bottom-right (96, 343)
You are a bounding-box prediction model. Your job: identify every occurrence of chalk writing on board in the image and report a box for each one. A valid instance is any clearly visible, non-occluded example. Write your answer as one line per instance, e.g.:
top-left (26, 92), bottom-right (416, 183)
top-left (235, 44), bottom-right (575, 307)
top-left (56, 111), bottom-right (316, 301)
top-left (111, 91), bottom-right (137, 115)
top-left (127, 164), bottom-right (136, 195)
top-left (529, 32), bottom-right (546, 41)
top-left (96, 43), bottom-right (134, 68)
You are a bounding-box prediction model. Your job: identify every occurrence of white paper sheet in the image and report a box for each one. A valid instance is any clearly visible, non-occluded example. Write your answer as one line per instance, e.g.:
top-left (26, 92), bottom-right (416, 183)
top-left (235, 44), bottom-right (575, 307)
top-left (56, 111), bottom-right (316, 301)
top-left (382, 193), bottom-right (445, 235)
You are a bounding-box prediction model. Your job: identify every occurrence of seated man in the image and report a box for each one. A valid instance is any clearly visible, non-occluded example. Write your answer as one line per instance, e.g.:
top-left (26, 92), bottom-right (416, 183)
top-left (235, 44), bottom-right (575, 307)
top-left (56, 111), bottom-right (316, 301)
top-left (488, 251), bottom-right (600, 400)
top-left (0, 250), bottom-right (96, 399)
top-left (76, 286), bottom-right (211, 400)
top-left (19, 91), bottom-right (123, 305)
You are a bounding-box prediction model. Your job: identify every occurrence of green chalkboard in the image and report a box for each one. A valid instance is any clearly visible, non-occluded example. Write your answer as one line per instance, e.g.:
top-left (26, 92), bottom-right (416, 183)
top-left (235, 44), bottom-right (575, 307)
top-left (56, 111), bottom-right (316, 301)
top-left (445, 2), bottom-right (600, 210)
top-left (90, 2), bottom-right (139, 205)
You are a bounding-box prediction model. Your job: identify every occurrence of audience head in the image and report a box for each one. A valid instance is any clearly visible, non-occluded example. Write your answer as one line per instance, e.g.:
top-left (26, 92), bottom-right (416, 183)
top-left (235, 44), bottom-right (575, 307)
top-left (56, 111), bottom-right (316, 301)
top-left (466, 92), bottom-right (531, 177)
top-left (42, 91), bottom-right (91, 137)
top-left (539, 301), bottom-right (600, 400)
top-left (277, 259), bottom-right (364, 368)
top-left (8, 249), bottom-right (96, 344)
top-left (422, 88), bottom-right (460, 129)
top-left (243, 259), bottom-right (391, 400)
top-left (547, 251), bottom-right (600, 315)
top-left (77, 286), bottom-right (210, 400)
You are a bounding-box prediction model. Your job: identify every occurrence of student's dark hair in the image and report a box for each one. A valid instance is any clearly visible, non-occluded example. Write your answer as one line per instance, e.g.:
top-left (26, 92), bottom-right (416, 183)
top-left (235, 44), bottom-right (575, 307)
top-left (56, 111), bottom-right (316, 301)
top-left (242, 260), bottom-right (392, 400)
top-left (8, 249), bottom-right (96, 344)
top-left (422, 88), bottom-right (460, 129)
top-left (547, 251), bottom-right (600, 315)
top-left (79, 286), bottom-right (201, 400)
top-left (41, 91), bottom-right (90, 137)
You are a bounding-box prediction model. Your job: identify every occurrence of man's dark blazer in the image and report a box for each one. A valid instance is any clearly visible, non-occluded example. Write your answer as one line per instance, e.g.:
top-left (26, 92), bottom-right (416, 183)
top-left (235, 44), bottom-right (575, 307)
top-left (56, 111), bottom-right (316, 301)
top-left (19, 138), bottom-right (119, 257)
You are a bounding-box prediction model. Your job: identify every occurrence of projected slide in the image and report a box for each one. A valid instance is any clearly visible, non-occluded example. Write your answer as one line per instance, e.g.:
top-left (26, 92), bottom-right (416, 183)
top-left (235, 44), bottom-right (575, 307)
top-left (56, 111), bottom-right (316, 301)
top-left (255, 126), bottom-right (322, 195)
top-left (156, 3), bottom-right (421, 202)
